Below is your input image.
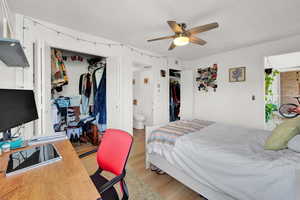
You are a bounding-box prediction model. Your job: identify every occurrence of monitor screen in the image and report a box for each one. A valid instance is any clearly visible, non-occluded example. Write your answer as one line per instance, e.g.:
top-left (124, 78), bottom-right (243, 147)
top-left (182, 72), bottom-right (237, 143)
top-left (0, 89), bottom-right (38, 132)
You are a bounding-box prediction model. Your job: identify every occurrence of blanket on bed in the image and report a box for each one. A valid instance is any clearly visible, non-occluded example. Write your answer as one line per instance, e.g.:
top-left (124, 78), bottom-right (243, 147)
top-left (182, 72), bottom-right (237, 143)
top-left (171, 123), bottom-right (300, 200)
top-left (147, 119), bottom-right (214, 156)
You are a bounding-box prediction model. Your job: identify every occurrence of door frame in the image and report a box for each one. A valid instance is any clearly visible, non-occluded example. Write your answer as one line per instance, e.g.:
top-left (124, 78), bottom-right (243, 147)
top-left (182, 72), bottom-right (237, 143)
top-left (132, 64), bottom-right (154, 126)
top-left (35, 40), bottom-right (112, 136)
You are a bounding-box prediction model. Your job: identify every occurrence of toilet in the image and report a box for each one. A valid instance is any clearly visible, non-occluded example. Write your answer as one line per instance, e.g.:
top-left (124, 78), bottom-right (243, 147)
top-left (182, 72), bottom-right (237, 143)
top-left (133, 112), bottom-right (146, 129)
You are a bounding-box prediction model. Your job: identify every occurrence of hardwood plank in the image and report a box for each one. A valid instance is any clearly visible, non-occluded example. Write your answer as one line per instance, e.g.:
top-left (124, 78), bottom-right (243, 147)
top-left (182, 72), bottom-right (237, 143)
top-left (129, 129), bottom-right (204, 200)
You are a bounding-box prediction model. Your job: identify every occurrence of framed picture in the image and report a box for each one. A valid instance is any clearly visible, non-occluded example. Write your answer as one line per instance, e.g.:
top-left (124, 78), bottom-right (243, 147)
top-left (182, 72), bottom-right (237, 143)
top-left (196, 64), bottom-right (218, 92)
top-left (229, 67), bottom-right (246, 82)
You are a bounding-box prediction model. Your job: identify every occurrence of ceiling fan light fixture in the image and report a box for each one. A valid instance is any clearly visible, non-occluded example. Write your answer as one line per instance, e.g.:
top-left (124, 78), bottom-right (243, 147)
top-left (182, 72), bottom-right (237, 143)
top-left (173, 36), bottom-right (189, 46)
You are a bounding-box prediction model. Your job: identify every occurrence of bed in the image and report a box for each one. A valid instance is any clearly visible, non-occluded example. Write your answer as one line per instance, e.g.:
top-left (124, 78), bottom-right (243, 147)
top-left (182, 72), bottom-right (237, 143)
top-left (145, 120), bottom-right (300, 200)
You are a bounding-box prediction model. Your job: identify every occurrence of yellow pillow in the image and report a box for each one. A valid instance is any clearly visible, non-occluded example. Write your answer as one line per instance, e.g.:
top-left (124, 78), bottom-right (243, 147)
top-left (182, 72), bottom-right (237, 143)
top-left (264, 118), bottom-right (300, 150)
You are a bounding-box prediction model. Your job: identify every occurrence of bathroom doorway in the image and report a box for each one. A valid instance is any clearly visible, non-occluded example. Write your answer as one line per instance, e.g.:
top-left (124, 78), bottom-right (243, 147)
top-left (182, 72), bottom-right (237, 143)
top-left (132, 63), bottom-right (154, 130)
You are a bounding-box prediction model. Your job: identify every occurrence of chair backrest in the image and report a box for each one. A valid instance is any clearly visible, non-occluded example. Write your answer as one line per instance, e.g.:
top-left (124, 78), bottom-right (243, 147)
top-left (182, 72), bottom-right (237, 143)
top-left (96, 129), bottom-right (133, 176)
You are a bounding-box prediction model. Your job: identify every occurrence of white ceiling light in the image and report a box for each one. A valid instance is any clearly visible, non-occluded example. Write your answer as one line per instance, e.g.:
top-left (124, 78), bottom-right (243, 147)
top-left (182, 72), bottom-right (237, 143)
top-left (173, 36), bottom-right (189, 46)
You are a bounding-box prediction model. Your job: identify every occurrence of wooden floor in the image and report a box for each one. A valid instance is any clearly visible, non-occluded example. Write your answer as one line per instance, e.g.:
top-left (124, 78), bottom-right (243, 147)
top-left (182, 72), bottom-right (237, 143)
top-left (129, 129), bottom-right (204, 200)
top-left (76, 129), bottom-right (204, 200)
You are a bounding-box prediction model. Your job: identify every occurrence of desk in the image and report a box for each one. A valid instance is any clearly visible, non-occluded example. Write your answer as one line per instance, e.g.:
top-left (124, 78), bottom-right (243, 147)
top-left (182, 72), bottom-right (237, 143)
top-left (0, 140), bottom-right (100, 200)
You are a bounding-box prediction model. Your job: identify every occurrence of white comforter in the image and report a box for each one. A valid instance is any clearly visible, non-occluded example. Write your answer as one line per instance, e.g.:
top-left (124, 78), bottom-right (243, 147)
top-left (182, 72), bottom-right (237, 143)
top-left (170, 123), bottom-right (300, 200)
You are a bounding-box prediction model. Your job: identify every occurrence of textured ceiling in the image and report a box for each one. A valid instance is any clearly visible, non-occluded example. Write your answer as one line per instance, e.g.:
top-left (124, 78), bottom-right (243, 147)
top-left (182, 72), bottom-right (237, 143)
top-left (8, 0), bottom-right (300, 60)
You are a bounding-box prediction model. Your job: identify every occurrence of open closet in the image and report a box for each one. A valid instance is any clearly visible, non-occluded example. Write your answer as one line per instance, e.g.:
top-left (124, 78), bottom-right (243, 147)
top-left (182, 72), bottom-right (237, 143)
top-left (50, 48), bottom-right (106, 145)
top-left (34, 41), bottom-right (133, 138)
top-left (169, 69), bottom-right (181, 122)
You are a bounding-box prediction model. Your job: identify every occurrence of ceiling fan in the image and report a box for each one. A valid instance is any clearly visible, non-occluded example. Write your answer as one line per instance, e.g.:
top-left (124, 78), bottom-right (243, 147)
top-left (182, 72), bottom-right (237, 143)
top-left (147, 21), bottom-right (219, 50)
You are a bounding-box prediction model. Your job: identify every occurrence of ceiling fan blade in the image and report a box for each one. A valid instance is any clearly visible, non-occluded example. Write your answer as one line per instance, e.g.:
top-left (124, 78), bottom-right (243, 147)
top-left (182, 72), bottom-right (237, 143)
top-left (187, 22), bottom-right (219, 35)
top-left (189, 36), bottom-right (207, 45)
top-left (147, 35), bottom-right (174, 42)
top-left (167, 21), bottom-right (183, 33)
top-left (168, 42), bottom-right (176, 51)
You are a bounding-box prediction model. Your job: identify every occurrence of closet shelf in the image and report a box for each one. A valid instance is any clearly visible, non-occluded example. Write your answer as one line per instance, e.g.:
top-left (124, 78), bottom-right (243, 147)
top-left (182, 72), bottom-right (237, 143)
top-left (0, 38), bottom-right (29, 67)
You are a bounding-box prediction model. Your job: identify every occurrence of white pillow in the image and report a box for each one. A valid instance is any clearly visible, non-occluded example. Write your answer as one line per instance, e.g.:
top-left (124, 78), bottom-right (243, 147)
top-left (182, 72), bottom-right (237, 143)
top-left (288, 135), bottom-right (300, 152)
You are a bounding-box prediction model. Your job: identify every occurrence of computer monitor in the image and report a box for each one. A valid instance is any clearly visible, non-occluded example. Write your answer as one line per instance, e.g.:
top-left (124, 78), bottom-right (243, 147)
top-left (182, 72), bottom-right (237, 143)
top-left (0, 89), bottom-right (38, 140)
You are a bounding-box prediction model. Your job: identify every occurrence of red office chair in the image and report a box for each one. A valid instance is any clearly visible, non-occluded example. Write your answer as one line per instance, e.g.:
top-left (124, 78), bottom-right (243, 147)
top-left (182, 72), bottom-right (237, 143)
top-left (89, 129), bottom-right (133, 200)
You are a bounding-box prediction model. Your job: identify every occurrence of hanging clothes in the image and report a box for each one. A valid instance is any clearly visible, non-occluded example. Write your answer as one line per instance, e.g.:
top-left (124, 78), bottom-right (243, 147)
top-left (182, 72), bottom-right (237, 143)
top-left (94, 67), bottom-right (106, 131)
top-left (79, 73), bottom-right (92, 98)
top-left (87, 58), bottom-right (106, 106)
top-left (53, 96), bottom-right (70, 132)
top-left (80, 95), bottom-right (89, 115)
top-left (169, 96), bottom-right (176, 122)
top-left (169, 80), bottom-right (180, 122)
top-left (92, 67), bottom-right (104, 97)
top-left (51, 49), bottom-right (69, 91)
top-left (79, 73), bottom-right (92, 116)
top-left (88, 67), bottom-right (103, 106)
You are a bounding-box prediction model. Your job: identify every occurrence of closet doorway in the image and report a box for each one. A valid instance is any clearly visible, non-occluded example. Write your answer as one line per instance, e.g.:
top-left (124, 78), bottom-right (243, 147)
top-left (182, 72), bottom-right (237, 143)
top-left (49, 48), bottom-right (106, 144)
top-left (132, 63), bottom-right (154, 130)
top-left (169, 69), bottom-right (181, 122)
top-left (35, 42), bottom-right (110, 140)
top-left (35, 41), bottom-right (133, 138)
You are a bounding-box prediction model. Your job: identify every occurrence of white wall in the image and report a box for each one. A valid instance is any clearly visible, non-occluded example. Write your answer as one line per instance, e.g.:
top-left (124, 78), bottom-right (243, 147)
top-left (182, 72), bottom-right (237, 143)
top-left (267, 51), bottom-right (300, 69)
top-left (0, 60), bottom-right (18, 88)
top-left (186, 34), bottom-right (300, 129)
top-left (0, 5), bottom-right (18, 89)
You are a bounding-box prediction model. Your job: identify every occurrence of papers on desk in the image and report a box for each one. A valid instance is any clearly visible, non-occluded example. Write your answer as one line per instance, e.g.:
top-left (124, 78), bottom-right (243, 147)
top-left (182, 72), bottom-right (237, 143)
top-left (28, 133), bottom-right (67, 146)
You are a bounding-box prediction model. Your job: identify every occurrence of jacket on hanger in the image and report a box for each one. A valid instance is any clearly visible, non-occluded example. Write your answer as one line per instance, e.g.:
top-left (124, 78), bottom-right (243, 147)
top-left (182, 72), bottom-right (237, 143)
top-left (79, 73), bottom-right (92, 98)
top-left (92, 67), bottom-right (104, 98)
top-left (94, 67), bottom-right (106, 125)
